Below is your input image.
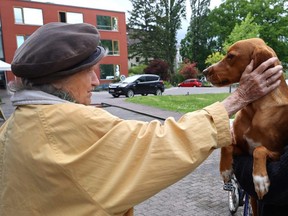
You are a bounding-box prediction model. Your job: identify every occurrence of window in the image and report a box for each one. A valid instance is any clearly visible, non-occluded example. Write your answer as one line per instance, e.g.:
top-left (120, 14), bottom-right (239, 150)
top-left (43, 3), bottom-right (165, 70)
top-left (146, 76), bottom-right (159, 82)
top-left (59, 12), bottom-right (83, 23)
top-left (96, 15), bottom-right (118, 31)
top-left (16, 35), bottom-right (29, 48)
top-left (14, 7), bottom-right (43, 25)
top-left (14, 8), bottom-right (23, 24)
top-left (100, 64), bottom-right (120, 80)
top-left (100, 40), bottom-right (119, 55)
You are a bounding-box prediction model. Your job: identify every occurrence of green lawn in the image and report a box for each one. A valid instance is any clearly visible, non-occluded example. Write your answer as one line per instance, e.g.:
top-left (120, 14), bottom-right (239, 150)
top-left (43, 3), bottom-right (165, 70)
top-left (126, 93), bottom-right (230, 113)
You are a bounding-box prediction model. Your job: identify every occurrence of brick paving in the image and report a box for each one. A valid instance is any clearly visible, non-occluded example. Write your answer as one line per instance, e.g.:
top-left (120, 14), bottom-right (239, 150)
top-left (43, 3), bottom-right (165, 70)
top-left (0, 90), bottom-right (246, 216)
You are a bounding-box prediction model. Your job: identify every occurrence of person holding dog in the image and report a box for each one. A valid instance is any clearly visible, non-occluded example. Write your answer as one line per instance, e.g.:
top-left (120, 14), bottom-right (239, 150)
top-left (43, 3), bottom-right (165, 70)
top-left (0, 22), bottom-right (283, 216)
top-left (234, 148), bottom-right (288, 215)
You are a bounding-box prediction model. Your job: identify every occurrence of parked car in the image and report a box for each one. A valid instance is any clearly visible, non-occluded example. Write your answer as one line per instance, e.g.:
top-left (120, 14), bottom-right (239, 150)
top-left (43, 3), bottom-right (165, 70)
top-left (108, 74), bottom-right (165, 98)
top-left (178, 79), bottom-right (202, 87)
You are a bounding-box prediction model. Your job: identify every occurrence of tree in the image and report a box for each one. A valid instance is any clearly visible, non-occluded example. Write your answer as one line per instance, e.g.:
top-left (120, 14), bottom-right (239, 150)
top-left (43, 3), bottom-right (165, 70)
top-left (178, 61), bottom-right (199, 79)
top-left (144, 59), bottom-right (170, 80)
top-left (205, 0), bottom-right (288, 65)
top-left (180, 0), bottom-right (212, 71)
top-left (154, 0), bottom-right (186, 74)
top-left (205, 13), bottom-right (260, 65)
top-left (128, 64), bottom-right (148, 75)
top-left (205, 52), bottom-right (224, 66)
top-left (128, 0), bottom-right (186, 74)
top-left (127, 0), bottom-right (159, 64)
top-left (248, 0), bottom-right (288, 64)
top-left (222, 13), bottom-right (260, 51)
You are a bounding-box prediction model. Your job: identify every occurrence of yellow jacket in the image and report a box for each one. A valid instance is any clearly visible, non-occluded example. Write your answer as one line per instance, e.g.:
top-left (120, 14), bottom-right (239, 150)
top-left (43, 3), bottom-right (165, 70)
top-left (0, 90), bottom-right (231, 215)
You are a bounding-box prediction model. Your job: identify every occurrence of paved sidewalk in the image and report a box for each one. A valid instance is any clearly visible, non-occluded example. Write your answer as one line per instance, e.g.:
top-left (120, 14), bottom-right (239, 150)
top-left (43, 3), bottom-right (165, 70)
top-left (0, 90), bottom-right (244, 215)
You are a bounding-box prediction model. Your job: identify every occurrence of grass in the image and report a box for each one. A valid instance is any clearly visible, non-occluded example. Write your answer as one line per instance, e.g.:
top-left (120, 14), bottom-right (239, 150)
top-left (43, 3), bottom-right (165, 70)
top-left (126, 93), bottom-right (230, 113)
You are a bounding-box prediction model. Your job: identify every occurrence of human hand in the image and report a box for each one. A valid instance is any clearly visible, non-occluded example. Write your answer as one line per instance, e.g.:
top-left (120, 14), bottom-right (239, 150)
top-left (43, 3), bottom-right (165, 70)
top-left (222, 57), bottom-right (283, 117)
top-left (236, 57), bottom-right (283, 104)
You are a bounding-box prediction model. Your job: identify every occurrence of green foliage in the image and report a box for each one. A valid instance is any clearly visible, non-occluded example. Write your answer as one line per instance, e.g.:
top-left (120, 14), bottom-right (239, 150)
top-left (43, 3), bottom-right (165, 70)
top-left (128, 0), bottom-right (186, 74)
top-left (207, 0), bottom-right (288, 64)
top-left (126, 93), bottom-right (230, 113)
top-left (205, 52), bottom-right (225, 66)
top-left (183, 0), bottom-right (288, 69)
top-left (155, 0), bottom-right (186, 74)
top-left (170, 72), bottom-right (185, 86)
top-left (222, 13), bottom-right (260, 52)
top-left (205, 12), bottom-right (260, 65)
top-left (128, 64), bottom-right (147, 76)
top-left (163, 81), bottom-right (173, 88)
top-left (127, 0), bottom-right (158, 64)
top-left (201, 81), bottom-right (213, 87)
top-left (180, 0), bottom-right (211, 71)
top-left (247, 0), bottom-right (288, 62)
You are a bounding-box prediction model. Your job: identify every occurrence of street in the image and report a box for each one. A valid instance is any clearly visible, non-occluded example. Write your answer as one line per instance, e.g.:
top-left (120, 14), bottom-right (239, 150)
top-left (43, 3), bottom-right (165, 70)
top-left (92, 85), bottom-right (236, 103)
top-left (163, 86), bottom-right (236, 96)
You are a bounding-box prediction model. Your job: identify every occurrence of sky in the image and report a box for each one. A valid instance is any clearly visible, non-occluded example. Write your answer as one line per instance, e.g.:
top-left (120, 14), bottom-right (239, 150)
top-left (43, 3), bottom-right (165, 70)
top-left (32, 0), bottom-right (223, 41)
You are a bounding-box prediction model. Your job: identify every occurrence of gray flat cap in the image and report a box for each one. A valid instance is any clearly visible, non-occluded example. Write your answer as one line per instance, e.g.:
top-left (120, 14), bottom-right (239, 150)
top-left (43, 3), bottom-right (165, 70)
top-left (11, 22), bottom-right (106, 84)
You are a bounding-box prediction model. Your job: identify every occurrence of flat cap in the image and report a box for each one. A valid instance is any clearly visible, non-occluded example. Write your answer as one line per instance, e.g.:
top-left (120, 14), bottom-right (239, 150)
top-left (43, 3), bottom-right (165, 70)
top-left (11, 22), bottom-right (106, 84)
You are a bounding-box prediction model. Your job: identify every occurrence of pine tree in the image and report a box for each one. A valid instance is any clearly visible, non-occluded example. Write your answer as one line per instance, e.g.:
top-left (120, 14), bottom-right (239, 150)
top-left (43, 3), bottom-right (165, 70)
top-left (127, 0), bottom-right (159, 64)
top-left (128, 0), bottom-right (186, 74)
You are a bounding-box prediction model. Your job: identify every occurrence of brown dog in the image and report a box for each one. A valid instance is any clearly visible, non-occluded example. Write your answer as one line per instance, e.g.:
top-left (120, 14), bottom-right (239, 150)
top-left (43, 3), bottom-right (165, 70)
top-left (203, 38), bottom-right (288, 213)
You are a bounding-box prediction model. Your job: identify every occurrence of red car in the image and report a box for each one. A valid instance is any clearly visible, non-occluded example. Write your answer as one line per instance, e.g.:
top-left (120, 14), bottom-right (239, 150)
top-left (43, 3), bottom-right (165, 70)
top-left (178, 79), bottom-right (202, 87)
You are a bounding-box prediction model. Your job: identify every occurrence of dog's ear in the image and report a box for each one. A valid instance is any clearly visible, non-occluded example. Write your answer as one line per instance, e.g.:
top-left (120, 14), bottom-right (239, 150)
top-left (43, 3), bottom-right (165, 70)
top-left (252, 45), bottom-right (277, 68)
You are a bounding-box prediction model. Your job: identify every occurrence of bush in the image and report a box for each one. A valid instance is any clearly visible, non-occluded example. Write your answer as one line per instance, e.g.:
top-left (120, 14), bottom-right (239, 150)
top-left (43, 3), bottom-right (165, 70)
top-left (163, 81), bottom-right (173, 89)
top-left (170, 73), bottom-right (185, 86)
top-left (144, 59), bottom-right (169, 80)
top-left (128, 64), bottom-right (147, 76)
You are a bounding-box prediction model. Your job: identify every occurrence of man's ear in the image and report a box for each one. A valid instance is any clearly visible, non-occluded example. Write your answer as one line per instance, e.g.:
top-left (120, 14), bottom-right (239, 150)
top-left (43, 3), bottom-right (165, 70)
top-left (252, 46), bottom-right (277, 69)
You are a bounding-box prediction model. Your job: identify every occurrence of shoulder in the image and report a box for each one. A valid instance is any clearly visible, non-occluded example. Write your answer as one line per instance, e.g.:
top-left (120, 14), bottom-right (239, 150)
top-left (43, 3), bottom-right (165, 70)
top-left (39, 103), bottom-right (121, 125)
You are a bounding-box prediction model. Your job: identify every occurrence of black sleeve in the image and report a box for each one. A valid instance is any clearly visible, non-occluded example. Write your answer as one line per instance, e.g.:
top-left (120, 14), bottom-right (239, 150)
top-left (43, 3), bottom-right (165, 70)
top-left (233, 146), bottom-right (288, 205)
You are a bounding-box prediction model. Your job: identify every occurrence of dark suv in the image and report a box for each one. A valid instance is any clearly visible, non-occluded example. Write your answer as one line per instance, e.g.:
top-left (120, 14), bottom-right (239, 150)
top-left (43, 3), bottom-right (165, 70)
top-left (108, 74), bottom-right (165, 98)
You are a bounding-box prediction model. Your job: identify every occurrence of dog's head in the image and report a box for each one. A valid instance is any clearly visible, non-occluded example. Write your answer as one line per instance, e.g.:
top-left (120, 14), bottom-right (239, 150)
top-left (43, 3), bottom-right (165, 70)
top-left (203, 38), bottom-right (278, 86)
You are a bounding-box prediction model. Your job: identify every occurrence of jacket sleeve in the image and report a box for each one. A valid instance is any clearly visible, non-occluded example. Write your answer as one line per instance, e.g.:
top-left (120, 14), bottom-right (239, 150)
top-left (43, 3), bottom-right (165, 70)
top-left (46, 102), bottom-right (231, 214)
top-left (233, 145), bottom-right (288, 205)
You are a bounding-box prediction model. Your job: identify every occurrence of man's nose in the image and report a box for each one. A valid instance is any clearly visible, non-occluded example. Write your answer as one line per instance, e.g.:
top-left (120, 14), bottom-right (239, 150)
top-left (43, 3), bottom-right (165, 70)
top-left (92, 73), bottom-right (100, 86)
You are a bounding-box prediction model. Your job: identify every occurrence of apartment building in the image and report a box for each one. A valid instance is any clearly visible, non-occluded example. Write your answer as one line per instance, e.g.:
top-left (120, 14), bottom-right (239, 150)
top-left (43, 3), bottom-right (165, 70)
top-left (0, 0), bottom-right (128, 87)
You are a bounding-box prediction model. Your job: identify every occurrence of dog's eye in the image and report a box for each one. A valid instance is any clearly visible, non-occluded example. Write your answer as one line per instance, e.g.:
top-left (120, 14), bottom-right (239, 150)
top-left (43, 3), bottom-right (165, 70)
top-left (227, 53), bottom-right (235, 60)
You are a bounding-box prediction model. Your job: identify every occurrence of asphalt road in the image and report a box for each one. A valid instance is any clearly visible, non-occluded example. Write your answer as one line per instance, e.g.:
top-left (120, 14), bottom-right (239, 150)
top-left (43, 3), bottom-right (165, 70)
top-left (163, 86), bottom-right (236, 96)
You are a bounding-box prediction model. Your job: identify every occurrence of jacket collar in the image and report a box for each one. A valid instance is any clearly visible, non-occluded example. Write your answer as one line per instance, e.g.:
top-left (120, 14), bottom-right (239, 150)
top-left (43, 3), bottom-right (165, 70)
top-left (11, 90), bottom-right (70, 106)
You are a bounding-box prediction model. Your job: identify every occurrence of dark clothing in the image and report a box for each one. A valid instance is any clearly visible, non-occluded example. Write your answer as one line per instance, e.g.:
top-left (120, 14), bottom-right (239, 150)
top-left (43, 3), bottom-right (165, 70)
top-left (233, 146), bottom-right (288, 215)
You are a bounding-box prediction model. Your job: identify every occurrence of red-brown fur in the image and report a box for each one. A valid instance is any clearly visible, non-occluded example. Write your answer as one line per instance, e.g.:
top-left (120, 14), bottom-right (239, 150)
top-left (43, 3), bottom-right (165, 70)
top-left (203, 38), bottom-right (288, 215)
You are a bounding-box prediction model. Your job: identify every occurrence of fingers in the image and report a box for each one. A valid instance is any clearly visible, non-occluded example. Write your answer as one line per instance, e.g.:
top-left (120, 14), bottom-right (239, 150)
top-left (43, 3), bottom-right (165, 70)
top-left (267, 80), bottom-right (281, 92)
top-left (243, 60), bottom-right (254, 74)
top-left (264, 65), bottom-right (283, 81)
top-left (252, 57), bottom-right (283, 90)
top-left (255, 57), bottom-right (279, 74)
